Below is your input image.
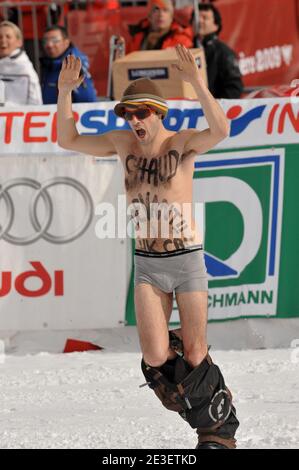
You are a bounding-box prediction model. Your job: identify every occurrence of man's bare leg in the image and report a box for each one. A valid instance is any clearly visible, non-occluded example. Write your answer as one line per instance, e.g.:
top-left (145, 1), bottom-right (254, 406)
top-left (175, 291), bottom-right (208, 368)
top-left (134, 283), bottom-right (176, 367)
top-left (138, 287), bottom-right (238, 447)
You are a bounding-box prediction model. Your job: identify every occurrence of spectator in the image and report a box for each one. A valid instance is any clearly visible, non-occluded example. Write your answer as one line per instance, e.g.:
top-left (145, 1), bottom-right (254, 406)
top-left (126, 0), bottom-right (193, 52)
top-left (193, 3), bottom-right (243, 98)
top-left (40, 25), bottom-right (97, 104)
top-left (0, 21), bottom-right (42, 105)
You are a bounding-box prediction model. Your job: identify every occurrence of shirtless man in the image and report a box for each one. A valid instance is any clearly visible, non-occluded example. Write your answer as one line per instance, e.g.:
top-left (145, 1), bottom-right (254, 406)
top-left (57, 44), bottom-right (239, 449)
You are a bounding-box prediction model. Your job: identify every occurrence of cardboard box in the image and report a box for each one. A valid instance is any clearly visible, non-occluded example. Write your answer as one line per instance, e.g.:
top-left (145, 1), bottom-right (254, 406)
top-left (112, 48), bottom-right (207, 100)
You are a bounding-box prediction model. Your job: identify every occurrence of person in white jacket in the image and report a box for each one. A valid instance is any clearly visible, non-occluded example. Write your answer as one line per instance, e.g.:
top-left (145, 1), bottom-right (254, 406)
top-left (0, 21), bottom-right (42, 105)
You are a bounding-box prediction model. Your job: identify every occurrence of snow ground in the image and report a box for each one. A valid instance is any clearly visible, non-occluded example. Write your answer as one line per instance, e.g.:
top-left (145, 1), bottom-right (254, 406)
top-left (0, 345), bottom-right (298, 449)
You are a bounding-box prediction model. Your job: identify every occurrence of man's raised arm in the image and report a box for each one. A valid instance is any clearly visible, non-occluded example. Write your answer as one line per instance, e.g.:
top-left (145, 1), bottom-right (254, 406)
top-left (57, 55), bottom-right (119, 157)
top-left (172, 45), bottom-right (230, 156)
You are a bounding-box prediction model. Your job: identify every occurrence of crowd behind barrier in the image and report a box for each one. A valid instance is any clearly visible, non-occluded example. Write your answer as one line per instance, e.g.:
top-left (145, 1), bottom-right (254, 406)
top-left (0, 0), bottom-right (298, 102)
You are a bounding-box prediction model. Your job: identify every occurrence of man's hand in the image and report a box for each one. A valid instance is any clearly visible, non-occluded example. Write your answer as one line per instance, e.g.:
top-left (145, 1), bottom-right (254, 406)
top-left (172, 44), bottom-right (205, 87)
top-left (58, 55), bottom-right (84, 95)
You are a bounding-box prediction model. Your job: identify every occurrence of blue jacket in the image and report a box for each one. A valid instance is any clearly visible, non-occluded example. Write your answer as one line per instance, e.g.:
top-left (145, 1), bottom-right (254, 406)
top-left (41, 45), bottom-right (97, 104)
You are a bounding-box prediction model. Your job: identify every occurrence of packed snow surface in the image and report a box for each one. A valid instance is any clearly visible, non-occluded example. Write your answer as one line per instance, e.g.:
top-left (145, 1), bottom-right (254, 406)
top-left (0, 344), bottom-right (298, 449)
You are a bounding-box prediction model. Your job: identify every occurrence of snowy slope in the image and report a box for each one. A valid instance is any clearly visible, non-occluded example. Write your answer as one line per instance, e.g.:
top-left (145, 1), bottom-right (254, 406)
top-left (0, 347), bottom-right (298, 449)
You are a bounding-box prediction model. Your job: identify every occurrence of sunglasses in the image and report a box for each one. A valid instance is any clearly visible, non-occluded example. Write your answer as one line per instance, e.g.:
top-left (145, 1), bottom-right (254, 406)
top-left (42, 37), bottom-right (63, 45)
top-left (123, 107), bottom-right (154, 121)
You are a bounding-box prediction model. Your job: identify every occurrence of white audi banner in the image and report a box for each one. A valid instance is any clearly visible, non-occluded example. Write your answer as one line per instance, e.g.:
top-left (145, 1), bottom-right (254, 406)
top-left (0, 154), bottom-right (128, 329)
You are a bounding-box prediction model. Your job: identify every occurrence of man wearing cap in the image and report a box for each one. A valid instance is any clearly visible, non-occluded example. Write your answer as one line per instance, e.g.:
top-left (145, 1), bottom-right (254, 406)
top-left (57, 45), bottom-right (239, 449)
top-left (126, 0), bottom-right (193, 52)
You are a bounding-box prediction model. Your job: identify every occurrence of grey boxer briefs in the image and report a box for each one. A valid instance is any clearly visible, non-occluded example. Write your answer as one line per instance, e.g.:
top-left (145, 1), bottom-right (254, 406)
top-left (134, 244), bottom-right (208, 293)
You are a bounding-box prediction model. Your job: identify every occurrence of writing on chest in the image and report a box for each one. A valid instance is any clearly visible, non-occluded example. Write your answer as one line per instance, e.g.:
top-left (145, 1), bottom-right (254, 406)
top-left (125, 150), bottom-right (181, 189)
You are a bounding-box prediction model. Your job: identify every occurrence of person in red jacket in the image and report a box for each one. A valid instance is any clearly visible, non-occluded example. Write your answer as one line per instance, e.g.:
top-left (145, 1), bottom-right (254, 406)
top-left (126, 0), bottom-right (193, 52)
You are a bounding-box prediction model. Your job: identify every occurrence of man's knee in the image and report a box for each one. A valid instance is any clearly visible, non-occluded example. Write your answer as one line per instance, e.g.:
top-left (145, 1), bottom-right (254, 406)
top-left (143, 349), bottom-right (169, 368)
top-left (184, 346), bottom-right (208, 368)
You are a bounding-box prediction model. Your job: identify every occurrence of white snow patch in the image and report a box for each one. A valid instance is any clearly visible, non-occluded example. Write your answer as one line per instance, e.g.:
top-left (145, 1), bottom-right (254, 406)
top-left (0, 347), bottom-right (298, 449)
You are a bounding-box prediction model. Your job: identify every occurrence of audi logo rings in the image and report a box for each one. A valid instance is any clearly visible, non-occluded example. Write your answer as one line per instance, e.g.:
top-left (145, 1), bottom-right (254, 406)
top-left (0, 177), bottom-right (94, 245)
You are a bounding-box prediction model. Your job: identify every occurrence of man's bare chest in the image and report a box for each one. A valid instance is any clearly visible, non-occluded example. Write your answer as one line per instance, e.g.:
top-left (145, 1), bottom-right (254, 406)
top-left (123, 149), bottom-right (184, 191)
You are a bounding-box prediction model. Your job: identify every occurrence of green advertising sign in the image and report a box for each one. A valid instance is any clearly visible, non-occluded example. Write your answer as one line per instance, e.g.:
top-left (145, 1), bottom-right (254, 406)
top-left (126, 144), bottom-right (299, 325)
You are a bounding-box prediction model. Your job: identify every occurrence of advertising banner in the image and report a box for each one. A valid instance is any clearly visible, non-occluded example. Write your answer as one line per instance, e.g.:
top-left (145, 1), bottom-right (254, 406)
top-left (0, 154), bottom-right (127, 329)
top-left (0, 98), bottom-right (298, 328)
top-left (1, 98), bottom-right (298, 155)
top-left (219, 0), bottom-right (299, 87)
top-left (172, 148), bottom-right (285, 321)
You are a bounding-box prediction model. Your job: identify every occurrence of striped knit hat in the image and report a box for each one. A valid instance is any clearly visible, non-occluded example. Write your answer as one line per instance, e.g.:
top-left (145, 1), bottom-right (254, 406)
top-left (114, 78), bottom-right (168, 119)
